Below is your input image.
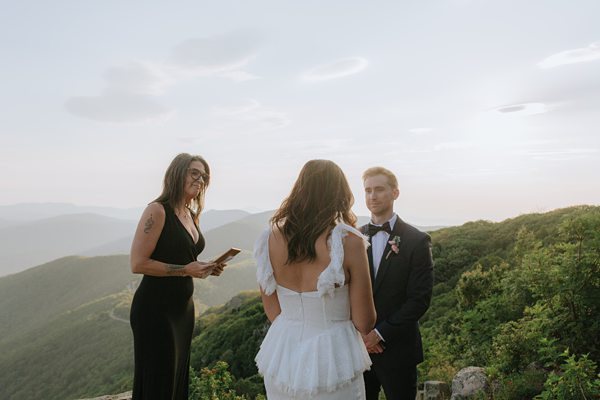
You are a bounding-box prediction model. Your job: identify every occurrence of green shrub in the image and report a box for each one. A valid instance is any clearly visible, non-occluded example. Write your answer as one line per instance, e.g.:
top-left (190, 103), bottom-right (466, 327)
top-left (535, 351), bottom-right (600, 400)
top-left (189, 361), bottom-right (247, 400)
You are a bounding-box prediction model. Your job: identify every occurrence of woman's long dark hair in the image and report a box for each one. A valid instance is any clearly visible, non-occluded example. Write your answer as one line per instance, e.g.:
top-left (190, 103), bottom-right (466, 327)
top-left (271, 159), bottom-right (357, 264)
top-left (153, 153), bottom-right (210, 225)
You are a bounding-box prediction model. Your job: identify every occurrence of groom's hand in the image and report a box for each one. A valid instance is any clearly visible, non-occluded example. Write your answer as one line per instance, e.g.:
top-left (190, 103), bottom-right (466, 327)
top-left (362, 330), bottom-right (384, 353)
top-left (367, 343), bottom-right (384, 354)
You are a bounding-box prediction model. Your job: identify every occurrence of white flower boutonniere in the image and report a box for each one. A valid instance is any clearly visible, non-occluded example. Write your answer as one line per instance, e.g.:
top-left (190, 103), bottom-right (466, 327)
top-left (385, 236), bottom-right (402, 260)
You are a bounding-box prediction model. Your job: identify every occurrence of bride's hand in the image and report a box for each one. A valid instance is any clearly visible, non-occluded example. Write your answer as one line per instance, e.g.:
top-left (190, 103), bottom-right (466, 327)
top-left (185, 261), bottom-right (216, 279)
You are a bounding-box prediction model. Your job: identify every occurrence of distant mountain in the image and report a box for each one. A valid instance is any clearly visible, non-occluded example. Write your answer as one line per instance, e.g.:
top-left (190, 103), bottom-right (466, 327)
top-left (0, 203), bottom-right (251, 226)
top-left (201, 210), bottom-right (274, 258)
top-left (0, 218), bottom-right (18, 229)
top-left (0, 213), bottom-right (136, 277)
top-left (0, 208), bottom-right (253, 276)
top-left (0, 252), bottom-right (260, 400)
top-left (81, 234), bottom-right (134, 256)
top-left (80, 209), bottom-right (256, 257)
top-left (200, 209), bottom-right (251, 231)
top-left (81, 210), bottom-right (275, 260)
top-left (0, 202), bottom-right (143, 222)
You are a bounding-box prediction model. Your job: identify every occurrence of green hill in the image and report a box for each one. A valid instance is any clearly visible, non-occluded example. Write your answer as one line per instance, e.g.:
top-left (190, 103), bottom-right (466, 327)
top-left (0, 253), bottom-right (260, 400)
top-left (187, 205), bottom-right (600, 400)
top-left (1, 293), bottom-right (134, 400)
top-left (2, 206), bottom-right (598, 400)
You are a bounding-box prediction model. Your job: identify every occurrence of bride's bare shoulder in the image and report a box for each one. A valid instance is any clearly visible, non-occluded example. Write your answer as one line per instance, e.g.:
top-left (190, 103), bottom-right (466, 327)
top-left (269, 225), bottom-right (286, 242)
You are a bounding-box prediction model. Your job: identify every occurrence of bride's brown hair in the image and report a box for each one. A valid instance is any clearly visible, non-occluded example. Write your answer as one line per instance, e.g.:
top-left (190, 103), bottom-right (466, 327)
top-left (271, 159), bottom-right (357, 264)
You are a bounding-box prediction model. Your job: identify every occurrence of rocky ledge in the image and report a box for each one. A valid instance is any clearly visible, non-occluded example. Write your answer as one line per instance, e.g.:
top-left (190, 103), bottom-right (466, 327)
top-left (76, 392), bottom-right (131, 400)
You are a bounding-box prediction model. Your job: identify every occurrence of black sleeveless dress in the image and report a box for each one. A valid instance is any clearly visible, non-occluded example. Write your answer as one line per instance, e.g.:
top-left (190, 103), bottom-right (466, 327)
top-left (130, 203), bottom-right (205, 400)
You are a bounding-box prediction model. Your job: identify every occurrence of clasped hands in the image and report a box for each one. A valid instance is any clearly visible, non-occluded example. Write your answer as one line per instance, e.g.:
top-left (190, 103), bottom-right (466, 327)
top-left (184, 261), bottom-right (226, 279)
top-left (362, 330), bottom-right (385, 354)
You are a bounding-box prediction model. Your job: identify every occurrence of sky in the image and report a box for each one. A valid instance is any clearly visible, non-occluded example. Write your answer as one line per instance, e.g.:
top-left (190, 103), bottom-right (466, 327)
top-left (1, 0), bottom-right (599, 225)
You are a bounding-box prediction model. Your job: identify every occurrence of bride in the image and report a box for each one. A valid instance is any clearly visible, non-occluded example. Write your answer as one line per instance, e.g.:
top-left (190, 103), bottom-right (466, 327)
top-left (254, 159), bottom-right (376, 399)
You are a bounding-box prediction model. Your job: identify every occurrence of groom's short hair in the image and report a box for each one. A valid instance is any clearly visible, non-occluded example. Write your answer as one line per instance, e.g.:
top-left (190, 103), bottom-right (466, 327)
top-left (362, 167), bottom-right (398, 189)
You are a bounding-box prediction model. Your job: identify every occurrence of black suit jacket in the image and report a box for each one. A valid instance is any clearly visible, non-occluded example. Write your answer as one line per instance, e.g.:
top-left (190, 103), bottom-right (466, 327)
top-left (360, 217), bottom-right (434, 367)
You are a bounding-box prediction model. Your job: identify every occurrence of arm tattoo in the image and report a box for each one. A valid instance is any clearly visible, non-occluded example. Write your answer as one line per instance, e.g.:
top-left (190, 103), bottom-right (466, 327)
top-left (166, 263), bottom-right (186, 276)
top-left (143, 214), bottom-right (154, 234)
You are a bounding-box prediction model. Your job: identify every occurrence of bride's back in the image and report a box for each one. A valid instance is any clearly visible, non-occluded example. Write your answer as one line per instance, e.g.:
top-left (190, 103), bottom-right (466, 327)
top-left (268, 227), bottom-right (343, 293)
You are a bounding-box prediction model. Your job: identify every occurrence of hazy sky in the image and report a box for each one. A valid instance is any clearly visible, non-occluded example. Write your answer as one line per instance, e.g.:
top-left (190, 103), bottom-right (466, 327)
top-left (1, 0), bottom-right (599, 225)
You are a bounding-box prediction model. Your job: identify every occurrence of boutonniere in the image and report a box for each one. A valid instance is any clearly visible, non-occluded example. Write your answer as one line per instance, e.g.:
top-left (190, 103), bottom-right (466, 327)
top-left (385, 236), bottom-right (402, 259)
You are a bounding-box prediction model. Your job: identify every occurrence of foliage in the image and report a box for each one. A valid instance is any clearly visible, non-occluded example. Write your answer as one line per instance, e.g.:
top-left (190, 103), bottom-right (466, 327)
top-left (535, 351), bottom-right (600, 400)
top-left (488, 368), bottom-right (546, 400)
top-left (3, 205), bottom-right (600, 399)
top-left (190, 292), bottom-right (268, 398)
top-left (189, 361), bottom-right (249, 400)
top-left (0, 254), bottom-right (260, 400)
top-left (420, 206), bottom-right (600, 398)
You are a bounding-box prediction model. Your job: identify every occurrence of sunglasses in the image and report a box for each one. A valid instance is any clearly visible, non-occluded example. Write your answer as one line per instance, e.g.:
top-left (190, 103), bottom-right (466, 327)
top-left (188, 168), bottom-right (209, 182)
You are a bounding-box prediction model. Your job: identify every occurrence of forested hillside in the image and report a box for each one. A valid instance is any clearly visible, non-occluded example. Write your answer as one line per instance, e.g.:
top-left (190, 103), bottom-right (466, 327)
top-left (0, 253), bottom-right (259, 400)
top-left (189, 206), bottom-right (600, 399)
top-left (2, 206), bottom-right (598, 400)
top-left (420, 205), bottom-right (600, 398)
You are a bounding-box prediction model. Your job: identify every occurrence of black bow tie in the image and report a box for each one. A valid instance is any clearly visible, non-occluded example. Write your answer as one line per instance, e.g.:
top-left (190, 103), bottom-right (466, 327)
top-left (368, 221), bottom-right (392, 236)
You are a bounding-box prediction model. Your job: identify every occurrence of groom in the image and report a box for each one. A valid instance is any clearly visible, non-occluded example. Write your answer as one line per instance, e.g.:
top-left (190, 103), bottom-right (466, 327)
top-left (360, 167), bottom-right (434, 400)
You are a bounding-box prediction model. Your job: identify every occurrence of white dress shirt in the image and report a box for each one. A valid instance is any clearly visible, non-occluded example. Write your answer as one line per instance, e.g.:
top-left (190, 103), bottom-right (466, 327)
top-left (369, 213), bottom-right (398, 343)
top-left (370, 213), bottom-right (398, 277)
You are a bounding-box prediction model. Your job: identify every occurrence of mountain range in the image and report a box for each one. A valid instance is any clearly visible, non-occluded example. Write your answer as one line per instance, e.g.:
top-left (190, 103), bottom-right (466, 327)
top-left (0, 205), bottom-right (251, 277)
top-left (0, 202), bottom-right (449, 399)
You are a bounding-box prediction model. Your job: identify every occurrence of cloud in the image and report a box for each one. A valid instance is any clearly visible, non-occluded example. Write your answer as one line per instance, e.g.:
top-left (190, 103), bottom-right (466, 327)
top-left (235, 105), bottom-right (290, 130)
top-left (168, 30), bottom-right (261, 75)
top-left (302, 57), bottom-right (368, 82)
top-left (210, 100), bottom-right (261, 116)
top-left (177, 99), bottom-right (290, 139)
top-left (538, 42), bottom-right (600, 69)
top-left (103, 61), bottom-right (173, 95)
top-left (215, 70), bottom-right (259, 82)
top-left (515, 148), bottom-right (598, 161)
top-left (434, 141), bottom-right (474, 151)
top-left (65, 61), bottom-right (174, 123)
top-left (66, 30), bottom-right (262, 123)
top-left (493, 102), bottom-right (549, 116)
top-left (65, 92), bottom-right (174, 123)
top-left (210, 99), bottom-right (289, 130)
top-left (408, 127), bottom-right (433, 134)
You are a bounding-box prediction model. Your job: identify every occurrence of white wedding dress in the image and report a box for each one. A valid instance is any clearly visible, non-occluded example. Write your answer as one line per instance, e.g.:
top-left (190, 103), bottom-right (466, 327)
top-left (254, 223), bottom-right (371, 400)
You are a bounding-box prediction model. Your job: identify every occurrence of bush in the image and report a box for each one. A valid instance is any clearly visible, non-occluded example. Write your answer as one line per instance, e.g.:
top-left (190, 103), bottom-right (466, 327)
top-left (488, 368), bottom-right (546, 400)
top-left (535, 351), bottom-right (600, 400)
top-left (189, 361), bottom-right (246, 400)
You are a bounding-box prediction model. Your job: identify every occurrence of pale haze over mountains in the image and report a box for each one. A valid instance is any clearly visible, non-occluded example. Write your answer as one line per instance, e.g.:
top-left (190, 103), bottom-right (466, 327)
top-left (0, 204), bottom-right (251, 276)
top-left (0, 203), bottom-right (443, 277)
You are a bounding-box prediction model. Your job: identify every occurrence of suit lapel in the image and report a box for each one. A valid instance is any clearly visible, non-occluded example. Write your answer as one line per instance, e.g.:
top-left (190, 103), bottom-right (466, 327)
top-left (373, 218), bottom-right (404, 295)
top-left (367, 235), bottom-right (375, 286)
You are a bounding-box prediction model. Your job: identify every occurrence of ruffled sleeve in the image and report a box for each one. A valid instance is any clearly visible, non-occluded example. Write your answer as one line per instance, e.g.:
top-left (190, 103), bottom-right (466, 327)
top-left (317, 223), bottom-right (369, 297)
top-left (254, 227), bottom-right (277, 295)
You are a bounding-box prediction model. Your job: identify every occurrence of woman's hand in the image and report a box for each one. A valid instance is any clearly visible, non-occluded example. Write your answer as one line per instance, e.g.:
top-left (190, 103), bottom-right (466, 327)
top-left (185, 261), bottom-right (216, 279)
top-left (210, 262), bottom-right (226, 276)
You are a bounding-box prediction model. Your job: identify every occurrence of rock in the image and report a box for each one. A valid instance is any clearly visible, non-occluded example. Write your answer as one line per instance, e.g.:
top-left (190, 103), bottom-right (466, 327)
top-left (424, 380), bottom-right (451, 399)
top-left (450, 367), bottom-right (489, 399)
top-left (76, 392), bottom-right (132, 400)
